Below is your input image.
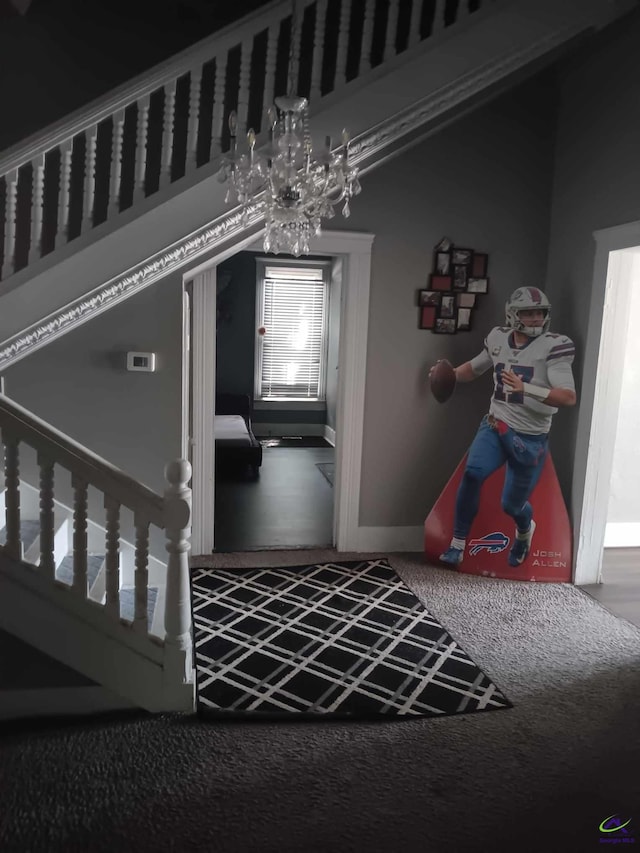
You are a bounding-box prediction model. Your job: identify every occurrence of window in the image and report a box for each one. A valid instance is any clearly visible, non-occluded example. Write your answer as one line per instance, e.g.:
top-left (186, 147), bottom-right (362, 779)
top-left (255, 260), bottom-right (330, 401)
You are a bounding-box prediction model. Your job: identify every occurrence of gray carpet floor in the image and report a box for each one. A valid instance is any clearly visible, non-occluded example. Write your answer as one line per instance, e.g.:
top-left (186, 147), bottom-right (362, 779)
top-left (1, 549), bottom-right (640, 853)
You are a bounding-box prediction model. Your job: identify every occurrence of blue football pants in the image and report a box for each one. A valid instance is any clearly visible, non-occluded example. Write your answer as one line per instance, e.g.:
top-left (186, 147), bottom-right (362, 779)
top-left (453, 417), bottom-right (548, 540)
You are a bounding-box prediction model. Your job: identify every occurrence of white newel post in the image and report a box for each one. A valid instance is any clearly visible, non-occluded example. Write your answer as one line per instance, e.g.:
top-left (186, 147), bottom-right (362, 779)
top-left (163, 459), bottom-right (194, 690)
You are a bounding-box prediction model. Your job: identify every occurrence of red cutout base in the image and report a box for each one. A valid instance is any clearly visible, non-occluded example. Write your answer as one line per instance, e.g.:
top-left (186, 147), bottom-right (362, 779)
top-left (424, 453), bottom-right (572, 582)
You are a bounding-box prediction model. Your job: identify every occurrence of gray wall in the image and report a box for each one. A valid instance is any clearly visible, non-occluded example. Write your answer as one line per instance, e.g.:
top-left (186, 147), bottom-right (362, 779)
top-left (5, 273), bottom-right (184, 560)
top-left (342, 71), bottom-right (558, 526)
top-left (545, 8), bottom-right (640, 518)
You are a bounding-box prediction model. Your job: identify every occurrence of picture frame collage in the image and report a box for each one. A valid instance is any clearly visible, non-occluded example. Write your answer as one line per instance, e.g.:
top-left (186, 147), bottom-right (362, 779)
top-left (418, 241), bottom-right (490, 333)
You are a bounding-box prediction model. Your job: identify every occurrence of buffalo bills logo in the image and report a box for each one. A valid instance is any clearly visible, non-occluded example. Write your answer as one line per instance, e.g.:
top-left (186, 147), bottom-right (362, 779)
top-left (469, 532), bottom-right (510, 555)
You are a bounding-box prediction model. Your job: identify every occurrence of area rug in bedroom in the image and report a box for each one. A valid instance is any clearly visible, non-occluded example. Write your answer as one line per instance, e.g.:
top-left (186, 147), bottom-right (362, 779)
top-left (190, 558), bottom-right (512, 719)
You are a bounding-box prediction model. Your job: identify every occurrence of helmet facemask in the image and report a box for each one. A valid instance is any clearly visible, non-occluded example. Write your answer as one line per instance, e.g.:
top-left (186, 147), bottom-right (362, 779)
top-left (505, 287), bottom-right (551, 337)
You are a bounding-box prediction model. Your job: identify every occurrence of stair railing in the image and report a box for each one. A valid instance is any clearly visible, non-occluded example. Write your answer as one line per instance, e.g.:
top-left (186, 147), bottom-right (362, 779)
top-left (0, 0), bottom-right (489, 284)
top-left (0, 393), bottom-right (193, 686)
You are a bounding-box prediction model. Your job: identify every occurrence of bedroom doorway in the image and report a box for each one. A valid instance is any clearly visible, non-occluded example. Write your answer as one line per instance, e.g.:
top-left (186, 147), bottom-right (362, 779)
top-left (213, 252), bottom-right (339, 552)
top-left (183, 229), bottom-right (374, 556)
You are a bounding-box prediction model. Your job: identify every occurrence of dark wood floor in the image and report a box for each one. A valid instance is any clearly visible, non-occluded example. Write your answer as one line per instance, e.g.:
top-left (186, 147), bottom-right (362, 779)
top-left (582, 548), bottom-right (640, 629)
top-left (214, 445), bottom-right (335, 552)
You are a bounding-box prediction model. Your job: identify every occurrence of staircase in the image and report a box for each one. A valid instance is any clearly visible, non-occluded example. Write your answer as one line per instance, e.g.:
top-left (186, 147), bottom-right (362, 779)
top-left (0, 0), bottom-right (634, 718)
top-left (0, 394), bottom-right (194, 716)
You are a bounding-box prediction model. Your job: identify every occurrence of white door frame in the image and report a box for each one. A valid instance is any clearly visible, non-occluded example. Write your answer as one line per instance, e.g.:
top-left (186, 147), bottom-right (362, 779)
top-left (573, 220), bottom-right (640, 585)
top-left (183, 229), bottom-right (375, 556)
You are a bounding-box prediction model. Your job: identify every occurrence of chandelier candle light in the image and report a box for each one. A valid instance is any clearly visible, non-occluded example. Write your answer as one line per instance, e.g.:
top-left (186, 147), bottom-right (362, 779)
top-left (218, 2), bottom-right (361, 256)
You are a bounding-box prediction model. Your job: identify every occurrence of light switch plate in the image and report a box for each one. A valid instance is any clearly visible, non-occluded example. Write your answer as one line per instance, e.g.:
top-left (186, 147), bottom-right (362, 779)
top-left (126, 352), bottom-right (156, 372)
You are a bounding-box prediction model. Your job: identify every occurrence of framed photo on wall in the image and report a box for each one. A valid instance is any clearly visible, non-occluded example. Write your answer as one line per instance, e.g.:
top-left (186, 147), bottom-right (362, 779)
top-left (471, 252), bottom-right (488, 278)
top-left (434, 250), bottom-right (452, 275)
top-left (453, 265), bottom-right (468, 291)
top-left (457, 307), bottom-right (472, 331)
top-left (419, 290), bottom-right (442, 307)
top-left (457, 292), bottom-right (476, 308)
top-left (429, 274), bottom-right (453, 291)
top-left (440, 294), bottom-right (455, 318)
top-left (419, 305), bottom-right (437, 329)
top-left (434, 318), bottom-right (457, 334)
top-left (452, 248), bottom-right (472, 266)
top-left (467, 277), bottom-right (489, 294)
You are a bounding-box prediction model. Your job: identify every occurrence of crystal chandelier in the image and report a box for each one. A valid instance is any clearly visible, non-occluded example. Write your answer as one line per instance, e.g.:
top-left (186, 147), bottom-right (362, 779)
top-left (218, 2), bottom-right (361, 256)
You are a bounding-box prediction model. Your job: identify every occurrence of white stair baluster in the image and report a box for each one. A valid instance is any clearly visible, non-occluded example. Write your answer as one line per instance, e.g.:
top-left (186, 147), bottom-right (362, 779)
top-left (163, 460), bottom-right (193, 684)
top-left (1, 169), bottom-right (18, 281)
top-left (28, 152), bottom-right (45, 266)
top-left (160, 79), bottom-right (178, 189)
top-left (133, 512), bottom-right (150, 634)
top-left (236, 38), bottom-right (253, 140)
top-left (81, 125), bottom-right (98, 234)
top-left (432, 0), bottom-right (447, 34)
top-left (55, 140), bottom-right (73, 250)
top-left (186, 67), bottom-right (203, 171)
top-left (210, 53), bottom-right (228, 158)
top-left (334, 0), bottom-right (353, 88)
top-left (408, 0), bottom-right (423, 48)
top-left (104, 494), bottom-right (121, 619)
top-left (134, 94), bottom-right (151, 204)
top-left (262, 23), bottom-right (279, 128)
top-left (71, 474), bottom-right (88, 596)
top-left (383, 0), bottom-right (400, 62)
top-left (359, 0), bottom-right (376, 75)
top-left (37, 451), bottom-right (55, 578)
top-left (2, 432), bottom-right (22, 561)
top-left (108, 109), bottom-right (126, 218)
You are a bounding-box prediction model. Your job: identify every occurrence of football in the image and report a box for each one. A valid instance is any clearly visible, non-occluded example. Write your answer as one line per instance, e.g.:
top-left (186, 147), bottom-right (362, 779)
top-left (430, 359), bottom-right (456, 403)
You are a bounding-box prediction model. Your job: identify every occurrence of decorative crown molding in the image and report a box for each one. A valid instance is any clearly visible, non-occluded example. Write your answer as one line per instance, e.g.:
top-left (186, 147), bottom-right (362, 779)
top-left (0, 21), bottom-right (589, 370)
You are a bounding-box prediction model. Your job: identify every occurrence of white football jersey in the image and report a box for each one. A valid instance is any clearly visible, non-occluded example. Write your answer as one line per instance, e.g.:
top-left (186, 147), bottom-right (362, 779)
top-left (469, 326), bottom-right (576, 434)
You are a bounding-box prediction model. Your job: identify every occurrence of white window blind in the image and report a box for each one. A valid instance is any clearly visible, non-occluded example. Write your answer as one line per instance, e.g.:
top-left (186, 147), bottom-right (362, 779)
top-left (256, 264), bottom-right (329, 400)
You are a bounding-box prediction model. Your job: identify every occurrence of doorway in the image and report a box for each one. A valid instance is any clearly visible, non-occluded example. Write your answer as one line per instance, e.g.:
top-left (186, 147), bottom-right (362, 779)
top-left (183, 229), bottom-right (375, 556)
top-left (213, 250), bottom-right (340, 551)
top-left (574, 221), bottom-right (640, 590)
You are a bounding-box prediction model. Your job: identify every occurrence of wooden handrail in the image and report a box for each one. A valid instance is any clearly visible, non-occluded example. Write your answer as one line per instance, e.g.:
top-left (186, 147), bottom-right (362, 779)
top-left (0, 394), bottom-right (164, 528)
top-left (0, 0), bottom-right (316, 175)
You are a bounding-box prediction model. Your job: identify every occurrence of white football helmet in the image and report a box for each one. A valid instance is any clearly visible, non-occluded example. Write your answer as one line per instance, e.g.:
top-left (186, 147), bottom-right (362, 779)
top-left (505, 287), bottom-right (551, 337)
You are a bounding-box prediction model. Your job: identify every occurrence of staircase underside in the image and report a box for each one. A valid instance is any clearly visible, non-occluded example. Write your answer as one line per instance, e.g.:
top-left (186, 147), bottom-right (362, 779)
top-left (0, 0), bottom-right (622, 369)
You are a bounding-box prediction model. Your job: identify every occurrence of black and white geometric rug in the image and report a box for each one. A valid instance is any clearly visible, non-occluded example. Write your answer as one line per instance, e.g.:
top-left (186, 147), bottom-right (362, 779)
top-left (191, 558), bottom-right (512, 720)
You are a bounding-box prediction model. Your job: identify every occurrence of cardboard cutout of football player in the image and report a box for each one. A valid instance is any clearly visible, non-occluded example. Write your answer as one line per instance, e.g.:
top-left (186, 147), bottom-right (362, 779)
top-left (431, 287), bottom-right (577, 568)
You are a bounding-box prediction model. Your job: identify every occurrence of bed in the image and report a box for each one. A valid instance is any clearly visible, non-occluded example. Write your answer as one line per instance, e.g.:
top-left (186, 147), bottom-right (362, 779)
top-left (215, 393), bottom-right (263, 478)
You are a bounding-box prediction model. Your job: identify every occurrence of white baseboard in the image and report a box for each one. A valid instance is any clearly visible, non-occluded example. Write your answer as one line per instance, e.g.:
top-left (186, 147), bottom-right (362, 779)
top-left (0, 686), bottom-right (136, 721)
top-left (356, 526), bottom-right (424, 552)
top-left (604, 522), bottom-right (640, 548)
top-left (324, 425), bottom-right (336, 446)
top-left (253, 423), bottom-right (325, 437)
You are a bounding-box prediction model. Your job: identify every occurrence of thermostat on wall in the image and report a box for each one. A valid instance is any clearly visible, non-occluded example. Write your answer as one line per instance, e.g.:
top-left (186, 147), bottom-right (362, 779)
top-left (127, 352), bottom-right (156, 372)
